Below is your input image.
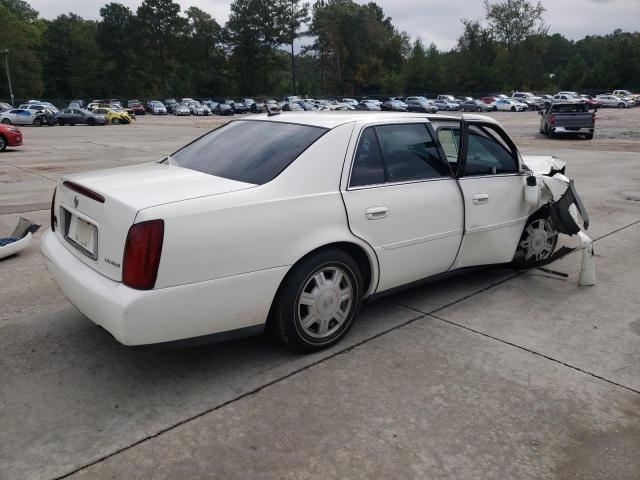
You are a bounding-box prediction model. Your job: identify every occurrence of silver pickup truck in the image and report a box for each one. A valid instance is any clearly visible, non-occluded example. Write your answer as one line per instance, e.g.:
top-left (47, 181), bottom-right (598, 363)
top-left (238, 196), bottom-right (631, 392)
top-left (539, 102), bottom-right (595, 139)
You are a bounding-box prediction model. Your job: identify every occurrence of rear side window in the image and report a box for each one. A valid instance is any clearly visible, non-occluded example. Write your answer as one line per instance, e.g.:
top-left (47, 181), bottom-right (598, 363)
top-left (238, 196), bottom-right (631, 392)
top-left (350, 128), bottom-right (385, 187)
top-left (375, 124), bottom-right (449, 183)
top-left (169, 120), bottom-right (327, 185)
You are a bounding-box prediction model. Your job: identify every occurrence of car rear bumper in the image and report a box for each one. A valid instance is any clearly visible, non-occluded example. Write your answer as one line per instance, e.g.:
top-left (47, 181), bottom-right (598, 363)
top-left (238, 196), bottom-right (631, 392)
top-left (41, 230), bottom-right (287, 346)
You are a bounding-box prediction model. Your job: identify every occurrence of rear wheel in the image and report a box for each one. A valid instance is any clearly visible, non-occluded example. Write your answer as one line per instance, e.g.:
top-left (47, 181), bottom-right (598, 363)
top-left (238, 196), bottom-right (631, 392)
top-left (511, 106), bottom-right (516, 112)
top-left (618, 103), bottom-right (625, 109)
top-left (58, 118), bottom-right (65, 126)
top-left (476, 107), bottom-right (483, 112)
top-left (112, 118), bottom-right (120, 125)
top-left (87, 117), bottom-right (95, 126)
top-left (512, 214), bottom-right (559, 268)
top-left (269, 249), bottom-right (363, 353)
top-left (33, 117), bottom-right (42, 127)
top-left (0, 135), bottom-right (6, 151)
top-left (2, 118), bottom-right (11, 124)
top-left (585, 133), bottom-right (594, 140)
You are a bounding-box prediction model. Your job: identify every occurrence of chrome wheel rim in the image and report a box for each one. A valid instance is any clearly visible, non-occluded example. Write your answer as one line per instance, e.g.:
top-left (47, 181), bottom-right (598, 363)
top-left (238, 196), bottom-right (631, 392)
top-left (519, 219), bottom-right (558, 262)
top-left (298, 266), bottom-right (353, 339)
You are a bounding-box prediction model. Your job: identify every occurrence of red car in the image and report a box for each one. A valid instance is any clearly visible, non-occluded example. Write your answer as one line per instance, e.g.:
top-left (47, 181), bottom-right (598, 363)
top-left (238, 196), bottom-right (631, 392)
top-left (0, 124), bottom-right (22, 152)
top-left (127, 102), bottom-right (146, 115)
top-left (579, 95), bottom-right (603, 109)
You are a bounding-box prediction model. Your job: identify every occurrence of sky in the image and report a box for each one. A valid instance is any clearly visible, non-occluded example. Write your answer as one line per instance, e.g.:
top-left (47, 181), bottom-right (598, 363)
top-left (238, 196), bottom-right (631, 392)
top-left (28, 0), bottom-right (640, 51)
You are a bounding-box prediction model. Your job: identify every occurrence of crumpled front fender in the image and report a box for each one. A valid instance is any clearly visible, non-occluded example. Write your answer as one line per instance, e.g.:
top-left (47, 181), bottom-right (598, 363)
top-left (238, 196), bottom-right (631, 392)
top-left (539, 174), bottom-right (589, 235)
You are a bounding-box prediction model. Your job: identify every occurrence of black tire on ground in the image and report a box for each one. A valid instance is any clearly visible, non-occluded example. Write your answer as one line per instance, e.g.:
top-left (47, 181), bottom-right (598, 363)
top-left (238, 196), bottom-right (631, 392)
top-left (87, 117), bottom-right (95, 126)
top-left (477, 107), bottom-right (483, 112)
top-left (269, 248), bottom-right (363, 353)
top-left (112, 118), bottom-right (120, 125)
top-left (69, 123), bottom-right (75, 126)
top-left (585, 133), bottom-right (594, 140)
top-left (33, 117), bottom-right (42, 127)
top-left (512, 209), bottom-right (559, 269)
top-left (618, 103), bottom-right (625, 108)
top-left (0, 135), bottom-right (6, 151)
top-left (511, 106), bottom-right (516, 112)
top-left (58, 118), bottom-right (65, 126)
top-left (2, 118), bottom-right (11, 124)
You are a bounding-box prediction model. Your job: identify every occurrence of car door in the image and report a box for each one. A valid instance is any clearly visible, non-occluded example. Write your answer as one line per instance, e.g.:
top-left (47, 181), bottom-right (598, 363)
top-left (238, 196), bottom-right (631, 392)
top-left (341, 121), bottom-right (464, 292)
top-left (447, 118), bottom-right (529, 269)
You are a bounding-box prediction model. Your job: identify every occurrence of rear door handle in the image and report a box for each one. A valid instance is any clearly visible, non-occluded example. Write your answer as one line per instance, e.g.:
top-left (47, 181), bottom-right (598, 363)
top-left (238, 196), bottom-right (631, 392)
top-left (473, 194), bottom-right (489, 205)
top-left (365, 206), bottom-right (389, 220)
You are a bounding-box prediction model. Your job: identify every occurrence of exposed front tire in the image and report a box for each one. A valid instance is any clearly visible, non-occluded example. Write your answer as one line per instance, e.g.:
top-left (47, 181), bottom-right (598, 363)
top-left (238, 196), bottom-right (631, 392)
top-left (269, 248), bottom-right (363, 353)
top-left (0, 135), bottom-right (6, 151)
top-left (512, 213), bottom-right (559, 268)
top-left (618, 103), bottom-right (625, 109)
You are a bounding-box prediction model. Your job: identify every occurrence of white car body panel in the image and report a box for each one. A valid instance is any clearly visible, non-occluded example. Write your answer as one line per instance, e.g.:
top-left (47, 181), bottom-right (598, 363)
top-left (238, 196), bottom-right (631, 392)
top-left (42, 112), bottom-right (588, 347)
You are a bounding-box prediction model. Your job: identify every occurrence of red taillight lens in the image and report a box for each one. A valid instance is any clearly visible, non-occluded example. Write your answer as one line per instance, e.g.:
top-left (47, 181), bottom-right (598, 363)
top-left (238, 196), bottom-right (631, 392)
top-left (63, 180), bottom-right (105, 204)
top-left (50, 188), bottom-right (57, 232)
top-left (122, 220), bottom-right (164, 290)
top-left (549, 115), bottom-right (556, 125)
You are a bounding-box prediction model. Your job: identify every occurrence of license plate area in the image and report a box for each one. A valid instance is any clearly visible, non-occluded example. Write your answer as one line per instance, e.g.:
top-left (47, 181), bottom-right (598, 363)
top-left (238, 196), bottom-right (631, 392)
top-left (61, 207), bottom-right (98, 260)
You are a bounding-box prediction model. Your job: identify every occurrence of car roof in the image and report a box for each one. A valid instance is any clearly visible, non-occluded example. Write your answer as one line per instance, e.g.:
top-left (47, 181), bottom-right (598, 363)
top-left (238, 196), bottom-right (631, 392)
top-left (242, 112), bottom-right (497, 129)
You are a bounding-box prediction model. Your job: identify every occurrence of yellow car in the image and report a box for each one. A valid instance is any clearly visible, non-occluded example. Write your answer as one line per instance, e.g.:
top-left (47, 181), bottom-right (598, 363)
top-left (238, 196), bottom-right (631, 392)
top-left (92, 107), bottom-right (133, 125)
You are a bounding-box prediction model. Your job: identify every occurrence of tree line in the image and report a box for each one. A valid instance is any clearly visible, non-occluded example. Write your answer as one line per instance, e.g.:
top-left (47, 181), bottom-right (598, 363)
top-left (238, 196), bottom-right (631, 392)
top-left (0, 0), bottom-right (638, 103)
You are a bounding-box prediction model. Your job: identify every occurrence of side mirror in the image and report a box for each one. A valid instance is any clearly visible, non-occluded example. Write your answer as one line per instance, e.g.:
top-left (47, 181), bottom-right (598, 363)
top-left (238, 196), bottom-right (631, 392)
top-left (524, 175), bottom-right (541, 206)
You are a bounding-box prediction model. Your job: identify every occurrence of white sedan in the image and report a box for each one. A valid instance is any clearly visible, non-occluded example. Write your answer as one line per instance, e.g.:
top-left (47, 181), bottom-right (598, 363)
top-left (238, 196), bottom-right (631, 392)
top-left (495, 99), bottom-right (528, 112)
top-left (0, 108), bottom-right (44, 126)
top-left (41, 113), bottom-right (590, 352)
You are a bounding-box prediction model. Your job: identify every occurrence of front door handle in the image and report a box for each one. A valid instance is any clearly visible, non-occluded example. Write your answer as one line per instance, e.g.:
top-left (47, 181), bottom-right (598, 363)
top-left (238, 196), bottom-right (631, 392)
top-left (365, 206), bottom-right (389, 220)
top-left (473, 194), bottom-right (489, 205)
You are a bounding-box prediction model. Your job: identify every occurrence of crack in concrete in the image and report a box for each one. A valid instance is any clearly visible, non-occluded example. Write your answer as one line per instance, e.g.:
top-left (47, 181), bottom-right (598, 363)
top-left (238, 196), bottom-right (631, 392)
top-left (0, 160), bottom-right (56, 182)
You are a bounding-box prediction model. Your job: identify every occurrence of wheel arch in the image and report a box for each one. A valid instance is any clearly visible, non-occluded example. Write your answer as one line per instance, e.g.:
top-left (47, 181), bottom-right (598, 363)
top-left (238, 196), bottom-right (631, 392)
top-left (265, 240), bottom-right (378, 334)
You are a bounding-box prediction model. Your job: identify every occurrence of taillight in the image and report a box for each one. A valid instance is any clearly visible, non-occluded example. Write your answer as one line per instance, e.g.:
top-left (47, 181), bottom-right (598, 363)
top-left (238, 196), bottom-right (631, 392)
top-left (592, 113), bottom-right (596, 123)
top-left (122, 220), bottom-right (164, 290)
top-left (50, 188), bottom-right (57, 232)
top-left (549, 115), bottom-right (556, 126)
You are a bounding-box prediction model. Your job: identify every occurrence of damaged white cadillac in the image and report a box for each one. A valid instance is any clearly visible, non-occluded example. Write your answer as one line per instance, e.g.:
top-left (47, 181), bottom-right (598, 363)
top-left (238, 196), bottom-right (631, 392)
top-left (41, 113), bottom-right (593, 353)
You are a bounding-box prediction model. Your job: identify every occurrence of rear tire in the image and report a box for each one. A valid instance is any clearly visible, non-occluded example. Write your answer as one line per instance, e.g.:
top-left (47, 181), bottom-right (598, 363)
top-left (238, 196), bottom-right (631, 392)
top-left (87, 117), bottom-right (95, 126)
top-left (58, 118), bottom-right (65, 126)
top-left (112, 118), bottom-right (120, 125)
top-left (585, 133), bottom-right (594, 140)
top-left (33, 117), bottom-right (43, 127)
top-left (2, 118), bottom-right (11, 124)
top-left (511, 106), bottom-right (516, 112)
top-left (618, 103), bottom-right (625, 109)
top-left (0, 135), bottom-right (6, 151)
top-left (269, 248), bottom-right (363, 353)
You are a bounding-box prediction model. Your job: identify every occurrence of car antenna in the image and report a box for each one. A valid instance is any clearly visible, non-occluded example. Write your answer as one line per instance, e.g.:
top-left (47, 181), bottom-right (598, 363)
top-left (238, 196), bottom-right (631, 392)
top-left (266, 105), bottom-right (280, 117)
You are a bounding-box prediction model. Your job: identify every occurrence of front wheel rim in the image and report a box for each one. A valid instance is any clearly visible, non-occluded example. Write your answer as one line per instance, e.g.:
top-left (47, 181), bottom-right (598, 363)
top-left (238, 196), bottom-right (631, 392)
top-left (519, 218), bottom-right (558, 262)
top-left (297, 266), bottom-right (353, 339)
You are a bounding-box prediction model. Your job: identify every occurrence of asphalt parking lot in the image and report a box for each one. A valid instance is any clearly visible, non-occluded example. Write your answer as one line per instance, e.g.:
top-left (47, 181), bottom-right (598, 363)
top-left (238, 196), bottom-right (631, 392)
top-left (1, 109), bottom-right (639, 479)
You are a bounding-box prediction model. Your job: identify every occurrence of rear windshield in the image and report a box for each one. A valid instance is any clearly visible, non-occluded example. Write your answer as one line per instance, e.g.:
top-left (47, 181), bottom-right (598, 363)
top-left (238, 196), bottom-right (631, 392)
top-left (168, 120), bottom-right (327, 185)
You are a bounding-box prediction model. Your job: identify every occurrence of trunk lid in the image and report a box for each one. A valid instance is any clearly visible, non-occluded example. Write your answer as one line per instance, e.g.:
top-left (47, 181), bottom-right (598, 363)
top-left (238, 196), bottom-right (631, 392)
top-left (56, 162), bottom-right (255, 281)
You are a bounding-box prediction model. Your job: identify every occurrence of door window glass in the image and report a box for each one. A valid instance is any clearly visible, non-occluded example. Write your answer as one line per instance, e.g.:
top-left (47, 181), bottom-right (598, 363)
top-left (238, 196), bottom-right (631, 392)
top-left (375, 124), bottom-right (449, 182)
top-left (350, 127), bottom-right (386, 187)
top-left (435, 125), bottom-right (461, 173)
top-left (463, 124), bottom-right (518, 176)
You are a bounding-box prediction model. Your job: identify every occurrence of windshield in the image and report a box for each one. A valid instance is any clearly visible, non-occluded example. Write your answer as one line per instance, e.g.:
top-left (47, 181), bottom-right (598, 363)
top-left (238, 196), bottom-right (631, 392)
top-left (168, 120), bottom-right (327, 185)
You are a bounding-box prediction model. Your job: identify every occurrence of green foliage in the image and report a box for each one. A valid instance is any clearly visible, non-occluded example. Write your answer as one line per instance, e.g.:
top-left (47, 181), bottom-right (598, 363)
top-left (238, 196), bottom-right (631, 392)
top-left (0, 0), bottom-right (638, 102)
